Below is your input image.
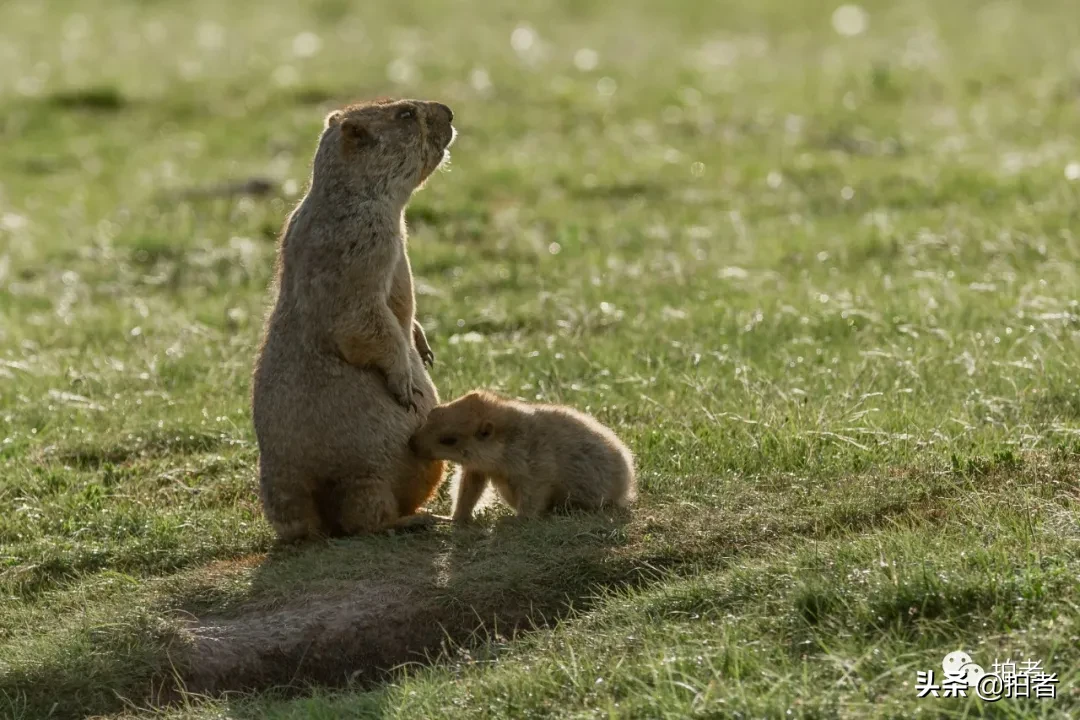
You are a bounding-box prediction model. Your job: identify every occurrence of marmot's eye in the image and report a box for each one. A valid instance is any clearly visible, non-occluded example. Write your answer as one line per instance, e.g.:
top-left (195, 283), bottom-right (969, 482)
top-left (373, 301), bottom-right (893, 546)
top-left (438, 436), bottom-right (458, 447)
top-left (397, 107), bottom-right (416, 120)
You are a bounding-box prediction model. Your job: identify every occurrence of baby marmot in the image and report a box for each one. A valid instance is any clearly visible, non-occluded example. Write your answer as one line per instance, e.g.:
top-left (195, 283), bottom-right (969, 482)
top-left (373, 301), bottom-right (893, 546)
top-left (410, 391), bottom-right (636, 522)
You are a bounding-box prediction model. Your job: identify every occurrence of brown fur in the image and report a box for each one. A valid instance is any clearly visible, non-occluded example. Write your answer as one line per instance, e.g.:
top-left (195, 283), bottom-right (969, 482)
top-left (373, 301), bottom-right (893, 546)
top-left (252, 99), bottom-right (455, 541)
top-left (409, 391), bottom-right (637, 522)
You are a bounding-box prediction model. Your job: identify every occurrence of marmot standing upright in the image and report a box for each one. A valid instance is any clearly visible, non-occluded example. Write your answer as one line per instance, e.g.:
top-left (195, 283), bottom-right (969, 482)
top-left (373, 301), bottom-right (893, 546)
top-left (409, 391), bottom-right (637, 522)
top-left (252, 99), bottom-right (455, 541)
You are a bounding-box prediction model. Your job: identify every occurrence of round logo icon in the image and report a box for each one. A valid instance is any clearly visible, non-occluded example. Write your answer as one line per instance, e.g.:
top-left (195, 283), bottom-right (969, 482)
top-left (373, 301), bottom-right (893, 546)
top-left (943, 651), bottom-right (985, 687)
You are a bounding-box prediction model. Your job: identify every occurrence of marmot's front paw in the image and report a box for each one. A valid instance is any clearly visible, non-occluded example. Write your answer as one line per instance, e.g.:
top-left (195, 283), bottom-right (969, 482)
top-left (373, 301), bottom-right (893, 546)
top-left (413, 321), bottom-right (435, 368)
top-left (388, 368), bottom-right (420, 411)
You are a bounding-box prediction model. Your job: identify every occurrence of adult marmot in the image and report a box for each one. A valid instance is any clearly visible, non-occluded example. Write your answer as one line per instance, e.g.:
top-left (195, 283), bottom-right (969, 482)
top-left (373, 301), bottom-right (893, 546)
top-left (252, 99), bottom-right (455, 541)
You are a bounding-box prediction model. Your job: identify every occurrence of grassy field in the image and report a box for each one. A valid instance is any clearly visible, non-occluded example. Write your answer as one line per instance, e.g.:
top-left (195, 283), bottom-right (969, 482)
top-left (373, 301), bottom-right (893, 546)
top-left (1, 0), bottom-right (1079, 717)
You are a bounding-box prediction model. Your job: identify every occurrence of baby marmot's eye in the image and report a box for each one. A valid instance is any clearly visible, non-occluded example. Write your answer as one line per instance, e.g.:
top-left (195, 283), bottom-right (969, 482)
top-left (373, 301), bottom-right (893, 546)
top-left (438, 436), bottom-right (458, 447)
top-left (397, 107), bottom-right (416, 121)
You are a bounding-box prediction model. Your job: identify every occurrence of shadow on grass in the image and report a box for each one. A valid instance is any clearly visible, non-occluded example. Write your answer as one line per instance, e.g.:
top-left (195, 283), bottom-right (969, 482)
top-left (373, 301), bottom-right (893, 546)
top-left (45, 86), bottom-right (128, 111)
top-left (0, 509), bottom-right (658, 719)
top-left (168, 511), bottom-right (637, 698)
top-left (41, 429), bottom-right (238, 470)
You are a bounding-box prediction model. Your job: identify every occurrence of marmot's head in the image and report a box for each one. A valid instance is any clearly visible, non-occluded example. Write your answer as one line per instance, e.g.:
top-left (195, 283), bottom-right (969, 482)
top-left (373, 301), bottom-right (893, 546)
top-left (315, 98), bottom-right (455, 201)
top-left (409, 391), bottom-right (506, 471)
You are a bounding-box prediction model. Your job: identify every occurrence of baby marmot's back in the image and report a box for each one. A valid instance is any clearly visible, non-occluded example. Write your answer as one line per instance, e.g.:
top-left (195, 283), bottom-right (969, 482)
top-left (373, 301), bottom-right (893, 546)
top-left (409, 391), bottom-right (636, 520)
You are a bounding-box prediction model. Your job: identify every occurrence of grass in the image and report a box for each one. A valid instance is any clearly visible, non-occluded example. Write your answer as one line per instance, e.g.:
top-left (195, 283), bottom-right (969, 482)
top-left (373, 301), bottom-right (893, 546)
top-left (1, 0), bottom-right (1079, 717)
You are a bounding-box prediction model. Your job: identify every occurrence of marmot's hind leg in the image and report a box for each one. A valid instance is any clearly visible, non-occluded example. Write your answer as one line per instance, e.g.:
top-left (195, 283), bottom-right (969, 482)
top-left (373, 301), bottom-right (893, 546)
top-left (336, 478), bottom-right (398, 535)
top-left (337, 476), bottom-right (447, 534)
top-left (259, 464), bottom-right (326, 542)
top-left (515, 482), bottom-right (557, 519)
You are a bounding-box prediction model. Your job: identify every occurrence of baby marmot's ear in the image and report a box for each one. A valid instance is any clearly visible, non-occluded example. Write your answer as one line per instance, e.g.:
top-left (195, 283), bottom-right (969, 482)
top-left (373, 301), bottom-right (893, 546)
top-left (340, 118), bottom-right (376, 147)
top-left (477, 420), bottom-right (494, 440)
top-left (324, 110), bottom-right (344, 128)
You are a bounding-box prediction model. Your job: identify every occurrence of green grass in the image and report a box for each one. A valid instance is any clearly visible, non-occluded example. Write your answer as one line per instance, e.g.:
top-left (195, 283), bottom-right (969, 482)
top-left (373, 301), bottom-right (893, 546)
top-left (1, 0), bottom-right (1079, 717)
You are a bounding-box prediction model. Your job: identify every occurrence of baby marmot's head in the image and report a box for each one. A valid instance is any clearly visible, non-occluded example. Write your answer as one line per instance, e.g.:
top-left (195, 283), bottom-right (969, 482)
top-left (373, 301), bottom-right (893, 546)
top-left (315, 98), bottom-right (455, 201)
top-left (410, 391), bottom-right (506, 470)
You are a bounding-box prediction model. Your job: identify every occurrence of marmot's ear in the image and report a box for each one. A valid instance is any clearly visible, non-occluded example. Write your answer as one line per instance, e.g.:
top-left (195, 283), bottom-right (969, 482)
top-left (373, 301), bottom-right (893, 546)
top-left (340, 118), bottom-right (376, 147)
top-left (477, 420), bottom-right (494, 440)
top-left (324, 110), bottom-right (344, 128)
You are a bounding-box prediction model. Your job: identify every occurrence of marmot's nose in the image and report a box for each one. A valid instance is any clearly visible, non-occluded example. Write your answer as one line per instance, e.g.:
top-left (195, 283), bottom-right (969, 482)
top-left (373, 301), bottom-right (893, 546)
top-left (432, 102), bottom-right (453, 122)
